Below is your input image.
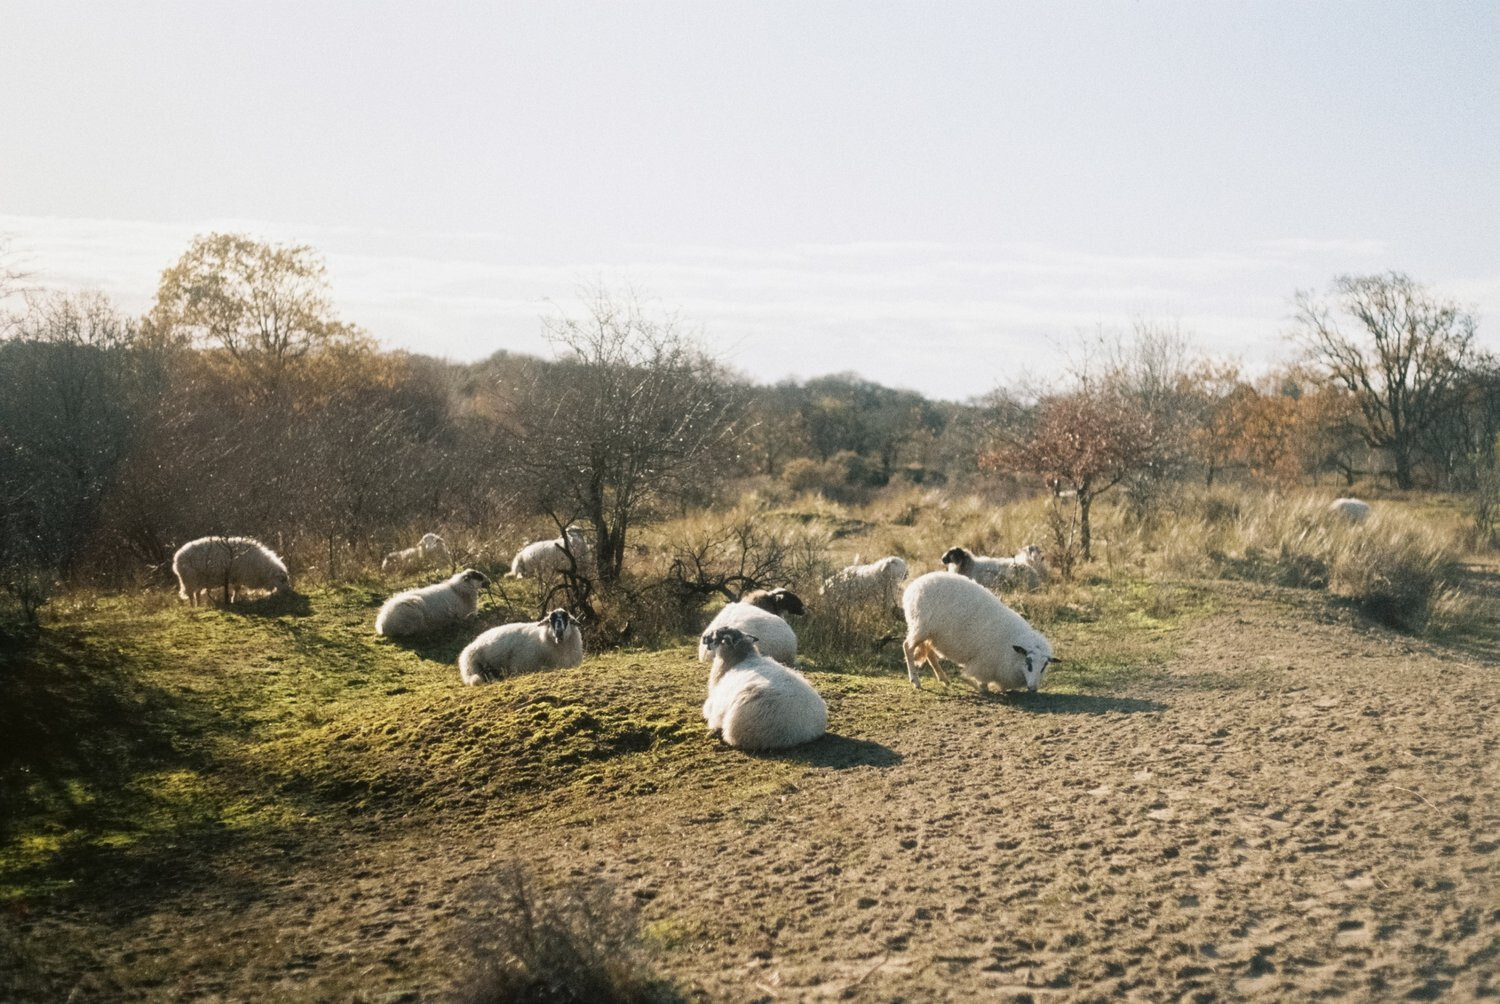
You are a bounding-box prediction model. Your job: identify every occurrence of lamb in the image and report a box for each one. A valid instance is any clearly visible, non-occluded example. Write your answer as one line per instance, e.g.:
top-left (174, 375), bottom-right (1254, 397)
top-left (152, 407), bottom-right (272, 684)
top-left (901, 570), bottom-right (1055, 693)
top-left (458, 609), bottom-right (584, 685)
top-left (941, 544), bottom-right (1047, 592)
top-left (700, 626), bottom-right (827, 750)
top-left (1328, 497), bottom-right (1372, 523)
top-left (172, 536), bottom-right (292, 606)
top-left (821, 555), bottom-right (909, 606)
top-left (374, 568), bottom-right (490, 637)
top-left (697, 587), bottom-right (805, 666)
top-left (381, 532), bottom-right (452, 574)
top-left (507, 527), bottom-right (594, 579)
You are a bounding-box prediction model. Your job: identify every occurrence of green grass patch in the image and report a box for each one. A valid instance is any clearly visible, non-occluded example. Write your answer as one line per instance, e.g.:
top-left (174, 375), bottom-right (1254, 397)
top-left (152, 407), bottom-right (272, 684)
top-left (2, 557), bottom-right (1218, 905)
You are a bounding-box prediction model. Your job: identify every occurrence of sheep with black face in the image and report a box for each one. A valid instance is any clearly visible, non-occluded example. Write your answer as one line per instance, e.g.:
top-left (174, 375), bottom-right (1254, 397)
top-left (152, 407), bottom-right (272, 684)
top-left (696, 587), bottom-right (805, 666)
top-left (901, 571), bottom-right (1055, 693)
top-left (458, 609), bottom-right (584, 684)
top-left (701, 626), bottom-right (826, 750)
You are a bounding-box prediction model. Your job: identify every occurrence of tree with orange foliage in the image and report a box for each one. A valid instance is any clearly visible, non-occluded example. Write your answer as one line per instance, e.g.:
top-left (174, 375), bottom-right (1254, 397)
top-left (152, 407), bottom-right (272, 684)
top-left (982, 385), bottom-right (1168, 562)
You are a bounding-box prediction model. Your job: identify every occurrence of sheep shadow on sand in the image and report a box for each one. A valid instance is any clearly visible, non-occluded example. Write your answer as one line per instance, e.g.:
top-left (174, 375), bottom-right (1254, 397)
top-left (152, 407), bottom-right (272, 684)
top-left (991, 691), bottom-right (1166, 716)
top-left (761, 732), bottom-right (903, 770)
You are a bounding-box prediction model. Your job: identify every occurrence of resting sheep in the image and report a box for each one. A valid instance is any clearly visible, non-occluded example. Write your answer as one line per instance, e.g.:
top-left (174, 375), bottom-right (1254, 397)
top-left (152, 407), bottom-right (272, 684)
top-left (901, 570), bottom-right (1055, 693)
top-left (382, 532), bottom-right (451, 574)
top-left (697, 588), bottom-right (805, 666)
top-left (508, 528), bottom-right (593, 579)
top-left (942, 545), bottom-right (1047, 592)
top-left (1328, 498), bottom-right (1372, 523)
top-left (701, 626), bottom-right (827, 750)
top-left (375, 568), bottom-right (490, 637)
top-left (821, 555), bottom-right (909, 607)
top-left (458, 609), bottom-right (584, 685)
top-left (173, 536), bottom-right (291, 606)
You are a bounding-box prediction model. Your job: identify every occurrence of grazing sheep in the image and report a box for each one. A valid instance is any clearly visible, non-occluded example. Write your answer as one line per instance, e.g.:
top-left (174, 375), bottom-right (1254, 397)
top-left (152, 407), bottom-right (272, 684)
top-left (375, 568), bottom-right (490, 637)
top-left (821, 555), bottom-right (909, 606)
top-left (701, 626), bottom-right (827, 750)
top-left (1328, 497), bottom-right (1372, 523)
top-left (507, 528), bottom-right (594, 579)
top-left (901, 571), bottom-right (1055, 693)
top-left (381, 532), bottom-right (452, 574)
top-left (458, 609), bottom-right (584, 685)
top-left (697, 588), bottom-right (805, 666)
top-left (173, 536), bottom-right (291, 606)
top-left (942, 545), bottom-right (1047, 592)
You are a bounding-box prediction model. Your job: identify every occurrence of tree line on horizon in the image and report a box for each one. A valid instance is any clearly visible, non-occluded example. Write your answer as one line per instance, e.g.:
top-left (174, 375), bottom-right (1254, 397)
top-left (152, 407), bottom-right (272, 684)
top-left (1, 233), bottom-right (1495, 626)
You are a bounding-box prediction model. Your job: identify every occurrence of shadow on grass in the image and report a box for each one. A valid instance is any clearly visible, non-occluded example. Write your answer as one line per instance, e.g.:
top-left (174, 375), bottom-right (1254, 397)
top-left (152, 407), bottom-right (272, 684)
top-left (764, 732), bottom-right (903, 769)
top-left (0, 628), bottom-right (318, 921)
top-left (219, 590), bottom-right (313, 618)
top-left (1, 628), bottom-right (187, 844)
top-left (375, 627), bottom-right (478, 664)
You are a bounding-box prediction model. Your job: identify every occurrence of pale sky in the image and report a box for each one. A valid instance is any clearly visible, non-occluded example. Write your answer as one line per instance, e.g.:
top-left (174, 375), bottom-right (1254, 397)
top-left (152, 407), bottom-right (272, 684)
top-left (3, 1), bottom-right (1497, 400)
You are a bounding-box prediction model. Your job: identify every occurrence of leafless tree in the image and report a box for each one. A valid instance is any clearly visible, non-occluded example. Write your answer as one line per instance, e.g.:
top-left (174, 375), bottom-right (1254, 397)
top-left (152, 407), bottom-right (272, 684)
top-left (1294, 272), bottom-right (1481, 489)
top-left (510, 289), bottom-right (741, 586)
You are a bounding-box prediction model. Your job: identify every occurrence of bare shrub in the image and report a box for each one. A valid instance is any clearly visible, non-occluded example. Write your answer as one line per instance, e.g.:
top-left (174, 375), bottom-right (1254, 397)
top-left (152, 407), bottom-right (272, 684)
top-left (609, 506), bottom-right (830, 648)
top-left (454, 866), bottom-right (682, 1004)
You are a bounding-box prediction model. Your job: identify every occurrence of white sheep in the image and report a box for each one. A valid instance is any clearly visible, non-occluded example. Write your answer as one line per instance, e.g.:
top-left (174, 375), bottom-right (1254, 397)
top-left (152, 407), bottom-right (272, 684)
top-left (901, 570), bottom-right (1055, 693)
top-left (507, 527), bottom-right (594, 579)
top-left (381, 532), bottom-right (452, 574)
top-left (821, 555), bottom-right (909, 607)
top-left (700, 626), bottom-right (827, 750)
top-left (697, 588), bottom-right (805, 666)
top-left (172, 536), bottom-right (291, 606)
top-left (942, 544), bottom-right (1047, 592)
top-left (458, 609), bottom-right (584, 685)
top-left (1328, 497), bottom-right (1372, 523)
top-left (375, 568), bottom-right (490, 637)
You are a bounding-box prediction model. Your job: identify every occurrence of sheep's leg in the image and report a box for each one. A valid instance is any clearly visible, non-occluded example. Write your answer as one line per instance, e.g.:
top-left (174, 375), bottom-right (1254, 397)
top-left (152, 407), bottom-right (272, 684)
top-left (903, 635), bottom-right (930, 689)
top-left (918, 641), bottom-right (951, 685)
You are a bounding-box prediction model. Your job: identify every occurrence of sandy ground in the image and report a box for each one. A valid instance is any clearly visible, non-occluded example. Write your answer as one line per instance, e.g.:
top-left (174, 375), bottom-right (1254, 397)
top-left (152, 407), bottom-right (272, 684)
top-left (6, 576), bottom-right (1499, 1001)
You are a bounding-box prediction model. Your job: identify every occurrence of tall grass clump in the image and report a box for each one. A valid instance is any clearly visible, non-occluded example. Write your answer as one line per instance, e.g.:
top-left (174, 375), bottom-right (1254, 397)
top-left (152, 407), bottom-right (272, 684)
top-left (454, 866), bottom-right (683, 1004)
top-left (1146, 488), bottom-right (1476, 634)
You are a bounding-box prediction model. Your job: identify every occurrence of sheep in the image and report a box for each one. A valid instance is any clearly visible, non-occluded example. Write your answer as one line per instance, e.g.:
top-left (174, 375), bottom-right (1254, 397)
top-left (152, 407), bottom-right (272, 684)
top-left (941, 544), bottom-right (1047, 592)
top-left (375, 568), bottom-right (490, 637)
top-left (507, 527), bottom-right (594, 579)
top-left (697, 587), bottom-right (805, 666)
top-left (821, 555), bottom-right (909, 607)
top-left (381, 532), bottom-right (452, 574)
top-left (458, 609), bottom-right (584, 685)
top-left (1328, 497), bottom-right (1372, 523)
top-left (901, 570), bottom-right (1055, 693)
top-left (700, 626), bottom-right (827, 750)
top-left (172, 536), bottom-right (291, 606)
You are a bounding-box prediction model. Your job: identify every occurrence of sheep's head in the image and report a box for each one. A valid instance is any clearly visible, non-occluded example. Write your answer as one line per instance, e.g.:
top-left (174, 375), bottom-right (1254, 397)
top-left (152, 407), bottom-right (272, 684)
top-left (273, 569), bottom-right (292, 592)
top-left (744, 587), bottom-right (806, 617)
top-left (1016, 544), bottom-right (1044, 565)
top-left (542, 608), bottom-right (578, 644)
top-left (701, 626), bottom-right (760, 663)
top-left (420, 533), bottom-right (444, 550)
top-left (1010, 640), bottom-right (1055, 693)
top-left (940, 546), bottom-right (971, 570)
top-left (459, 569), bottom-right (490, 589)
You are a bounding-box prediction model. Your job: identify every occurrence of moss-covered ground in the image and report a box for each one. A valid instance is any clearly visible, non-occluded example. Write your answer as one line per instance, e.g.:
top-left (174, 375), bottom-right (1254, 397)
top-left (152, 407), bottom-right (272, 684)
top-left (3, 559), bottom-right (1495, 1001)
